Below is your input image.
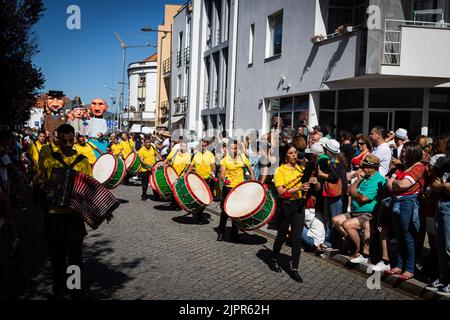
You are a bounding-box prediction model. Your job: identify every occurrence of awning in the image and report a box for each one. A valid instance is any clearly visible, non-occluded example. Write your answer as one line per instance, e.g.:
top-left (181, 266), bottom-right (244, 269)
top-left (157, 115), bottom-right (184, 128)
top-left (129, 124), bottom-right (154, 134)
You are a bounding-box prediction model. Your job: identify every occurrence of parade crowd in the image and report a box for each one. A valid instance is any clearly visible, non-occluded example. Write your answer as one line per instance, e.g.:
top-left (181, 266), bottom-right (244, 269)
top-left (1, 114), bottom-right (450, 298)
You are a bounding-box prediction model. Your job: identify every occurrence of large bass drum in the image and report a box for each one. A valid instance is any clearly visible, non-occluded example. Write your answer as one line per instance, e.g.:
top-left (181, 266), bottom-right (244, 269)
top-left (224, 181), bottom-right (276, 231)
top-left (150, 164), bottom-right (178, 200)
top-left (172, 173), bottom-right (212, 213)
top-left (124, 152), bottom-right (141, 175)
top-left (92, 153), bottom-right (127, 189)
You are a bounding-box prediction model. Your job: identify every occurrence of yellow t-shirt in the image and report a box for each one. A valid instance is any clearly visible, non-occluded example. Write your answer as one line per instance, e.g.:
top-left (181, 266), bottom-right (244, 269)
top-left (138, 146), bottom-right (157, 172)
top-left (41, 150), bottom-right (92, 214)
top-left (38, 143), bottom-right (59, 174)
top-left (170, 152), bottom-right (192, 176)
top-left (110, 143), bottom-right (123, 157)
top-left (28, 140), bottom-right (45, 166)
top-left (220, 154), bottom-right (250, 188)
top-left (120, 140), bottom-right (135, 159)
top-left (74, 143), bottom-right (97, 165)
top-left (274, 163), bottom-right (304, 200)
top-left (192, 150), bottom-right (215, 179)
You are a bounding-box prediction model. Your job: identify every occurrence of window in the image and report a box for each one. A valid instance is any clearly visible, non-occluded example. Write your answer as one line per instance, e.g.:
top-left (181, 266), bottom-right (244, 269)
top-left (177, 74), bottom-right (182, 98)
top-left (178, 31), bottom-right (183, 51)
top-left (248, 24), bottom-right (255, 65)
top-left (320, 91), bottom-right (336, 109)
top-left (139, 75), bottom-right (146, 87)
top-left (369, 88), bottom-right (423, 109)
top-left (270, 95), bottom-right (309, 129)
top-left (338, 89), bottom-right (364, 109)
top-left (430, 88), bottom-right (450, 109)
top-left (267, 11), bottom-right (283, 58)
top-left (138, 100), bottom-right (145, 112)
top-left (327, 0), bottom-right (368, 34)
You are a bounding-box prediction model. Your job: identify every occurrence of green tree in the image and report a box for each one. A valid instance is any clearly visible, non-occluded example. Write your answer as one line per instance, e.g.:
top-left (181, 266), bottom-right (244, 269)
top-left (0, 0), bottom-right (45, 129)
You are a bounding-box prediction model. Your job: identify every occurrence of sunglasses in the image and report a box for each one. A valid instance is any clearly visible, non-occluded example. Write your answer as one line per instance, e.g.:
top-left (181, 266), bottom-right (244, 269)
top-left (357, 142), bottom-right (366, 145)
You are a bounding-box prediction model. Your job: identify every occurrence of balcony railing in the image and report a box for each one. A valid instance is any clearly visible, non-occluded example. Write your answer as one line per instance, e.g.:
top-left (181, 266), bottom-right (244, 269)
top-left (383, 19), bottom-right (450, 65)
top-left (176, 51), bottom-right (182, 67)
top-left (173, 96), bottom-right (188, 114)
top-left (183, 46), bottom-right (191, 65)
top-left (162, 57), bottom-right (171, 75)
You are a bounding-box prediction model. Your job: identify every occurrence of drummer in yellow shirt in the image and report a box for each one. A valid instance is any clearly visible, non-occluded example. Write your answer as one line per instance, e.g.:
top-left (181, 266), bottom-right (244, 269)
top-left (74, 135), bottom-right (97, 166)
top-left (28, 131), bottom-right (47, 169)
top-left (186, 137), bottom-right (216, 222)
top-left (269, 144), bottom-right (315, 283)
top-left (138, 136), bottom-right (162, 201)
top-left (164, 142), bottom-right (192, 176)
top-left (108, 136), bottom-right (123, 158)
top-left (217, 140), bottom-right (255, 242)
top-left (120, 132), bottom-right (135, 159)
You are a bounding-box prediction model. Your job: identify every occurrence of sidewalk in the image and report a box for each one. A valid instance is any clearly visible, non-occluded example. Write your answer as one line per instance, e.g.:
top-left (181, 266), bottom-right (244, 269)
top-left (205, 202), bottom-right (450, 300)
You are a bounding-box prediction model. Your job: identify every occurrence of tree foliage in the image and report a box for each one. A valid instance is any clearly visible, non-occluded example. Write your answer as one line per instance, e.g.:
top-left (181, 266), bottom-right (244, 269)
top-left (0, 0), bottom-right (45, 129)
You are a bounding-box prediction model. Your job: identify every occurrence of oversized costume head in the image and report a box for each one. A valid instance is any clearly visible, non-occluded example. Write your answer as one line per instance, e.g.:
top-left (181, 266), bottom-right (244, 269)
top-left (90, 98), bottom-right (108, 118)
top-left (46, 90), bottom-right (65, 115)
top-left (71, 96), bottom-right (84, 119)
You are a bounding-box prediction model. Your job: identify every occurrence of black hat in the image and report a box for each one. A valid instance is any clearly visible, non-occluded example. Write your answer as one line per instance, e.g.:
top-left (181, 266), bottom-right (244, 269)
top-left (48, 90), bottom-right (64, 98)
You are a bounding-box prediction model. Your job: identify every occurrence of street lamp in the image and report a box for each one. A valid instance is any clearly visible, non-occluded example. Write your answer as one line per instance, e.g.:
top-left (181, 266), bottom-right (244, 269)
top-left (141, 26), bottom-right (172, 131)
top-left (114, 31), bottom-right (156, 131)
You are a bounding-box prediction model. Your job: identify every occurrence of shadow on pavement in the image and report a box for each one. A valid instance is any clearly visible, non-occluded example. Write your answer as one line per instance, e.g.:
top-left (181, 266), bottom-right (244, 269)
top-left (153, 204), bottom-right (181, 212)
top-left (19, 238), bottom-right (145, 300)
top-left (256, 247), bottom-right (291, 273)
top-left (172, 213), bottom-right (212, 225)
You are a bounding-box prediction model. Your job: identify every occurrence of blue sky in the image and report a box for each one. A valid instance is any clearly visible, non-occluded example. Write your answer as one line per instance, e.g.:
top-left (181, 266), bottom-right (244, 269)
top-left (32, 0), bottom-right (186, 113)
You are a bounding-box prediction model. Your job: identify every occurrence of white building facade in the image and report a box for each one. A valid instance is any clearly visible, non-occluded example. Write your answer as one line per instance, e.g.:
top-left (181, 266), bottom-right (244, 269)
top-left (232, 0), bottom-right (450, 138)
top-left (175, 0), bottom-right (450, 139)
top-left (171, 0), bottom-right (239, 137)
top-left (125, 53), bottom-right (158, 133)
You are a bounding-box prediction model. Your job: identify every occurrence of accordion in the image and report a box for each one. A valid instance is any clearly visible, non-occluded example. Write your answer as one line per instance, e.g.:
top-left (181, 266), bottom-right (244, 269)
top-left (46, 168), bottom-right (120, 229)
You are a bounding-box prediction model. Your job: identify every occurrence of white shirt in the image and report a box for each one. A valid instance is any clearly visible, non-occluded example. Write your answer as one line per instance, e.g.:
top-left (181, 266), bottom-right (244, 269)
top-left (371, 142), bottom-right (392, 177)
top-left (88, 118), bottom-right (108, 138)
top-left (395, 144), bottom-right (404, 159)
top-left (304, 209), bottom-right (326, 246)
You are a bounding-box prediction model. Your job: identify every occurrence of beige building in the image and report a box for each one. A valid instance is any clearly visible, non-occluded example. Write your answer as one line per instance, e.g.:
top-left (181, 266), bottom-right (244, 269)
top-left (155, 4), bottom-right (183, 129)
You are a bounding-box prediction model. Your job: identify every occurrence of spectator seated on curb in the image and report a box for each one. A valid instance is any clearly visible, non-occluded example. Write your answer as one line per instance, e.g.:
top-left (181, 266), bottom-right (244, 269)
top-left (332, 154), bottom-right (386, 264)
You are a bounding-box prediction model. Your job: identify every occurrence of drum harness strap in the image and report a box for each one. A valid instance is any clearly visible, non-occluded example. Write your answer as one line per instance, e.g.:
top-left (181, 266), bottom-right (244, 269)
top-left (87, 141), bottom-right (103, 155)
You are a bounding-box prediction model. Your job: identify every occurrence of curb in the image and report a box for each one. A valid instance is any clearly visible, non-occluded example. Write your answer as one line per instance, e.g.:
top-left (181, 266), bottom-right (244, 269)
top-left (205, 206), bottom-right (450, 301)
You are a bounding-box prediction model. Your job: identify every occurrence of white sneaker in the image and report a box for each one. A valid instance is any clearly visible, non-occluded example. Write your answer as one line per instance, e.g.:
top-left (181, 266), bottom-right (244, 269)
top-left (437, 284), bottom-right (450, 296)
top-left (371, 261), bottom-right (391, 272)
top-left (350, 255), bottom-right (368, 264)
top-left (425, 279), bottom-right (444, 292)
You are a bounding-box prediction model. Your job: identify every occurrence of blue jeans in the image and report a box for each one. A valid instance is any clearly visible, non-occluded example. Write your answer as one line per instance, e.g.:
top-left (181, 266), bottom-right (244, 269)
top-left (435, 200), bottom-right (450, 284)
top-left (324, 197), bottom-right (342, 247)
top-left (391, 195), bottom-right (420, 273)
top-left (302, 227), bottom-right (315, 249)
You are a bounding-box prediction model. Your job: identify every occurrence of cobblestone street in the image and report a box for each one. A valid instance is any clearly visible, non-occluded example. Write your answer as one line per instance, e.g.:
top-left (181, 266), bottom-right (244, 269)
top-left (11, 184), bottom-right (414, 300)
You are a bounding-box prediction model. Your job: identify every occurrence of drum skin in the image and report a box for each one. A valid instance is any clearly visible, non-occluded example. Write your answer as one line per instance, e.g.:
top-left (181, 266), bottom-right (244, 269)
top-left (93, 153), bottom-right (127, 189)
top-left (172, 173), bottom-right (212, 213)
top-left (224, 180), bottom-right (276, 231)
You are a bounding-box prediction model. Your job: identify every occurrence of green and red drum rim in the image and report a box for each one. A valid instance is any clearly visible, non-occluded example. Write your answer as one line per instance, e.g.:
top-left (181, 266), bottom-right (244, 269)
top-left (171, 173), bottom-right (213, 213)
top-left (151, 165), bottom-right (178, 200)
top-left (125, 152), bottom-right (141, 175)
top-left (92, 153), bottom-right (127, 189)
top-left (224, 180), bottom-right (276, 231)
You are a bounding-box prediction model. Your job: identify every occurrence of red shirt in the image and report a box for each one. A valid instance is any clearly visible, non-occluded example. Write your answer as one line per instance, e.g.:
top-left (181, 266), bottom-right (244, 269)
top-left (392, 163), bottom-right (426, 197)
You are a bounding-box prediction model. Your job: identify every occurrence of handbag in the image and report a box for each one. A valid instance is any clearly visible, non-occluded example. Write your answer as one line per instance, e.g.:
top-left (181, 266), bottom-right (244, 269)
top-left (321, 159), bottom-right (343, 198)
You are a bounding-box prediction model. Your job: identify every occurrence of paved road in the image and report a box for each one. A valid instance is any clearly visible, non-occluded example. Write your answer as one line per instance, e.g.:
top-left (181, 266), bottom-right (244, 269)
top-left (12, 183), bottom-right (413, 300)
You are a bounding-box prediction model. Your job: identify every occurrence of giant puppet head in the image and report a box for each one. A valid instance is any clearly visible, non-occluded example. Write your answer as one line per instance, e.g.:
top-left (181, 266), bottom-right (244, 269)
top-left (90, 98), bottom-right (108, 118)
top-left (45, 90), bottom-right (65, 115)
top-left (71, 96), bottom-right (84, 119)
